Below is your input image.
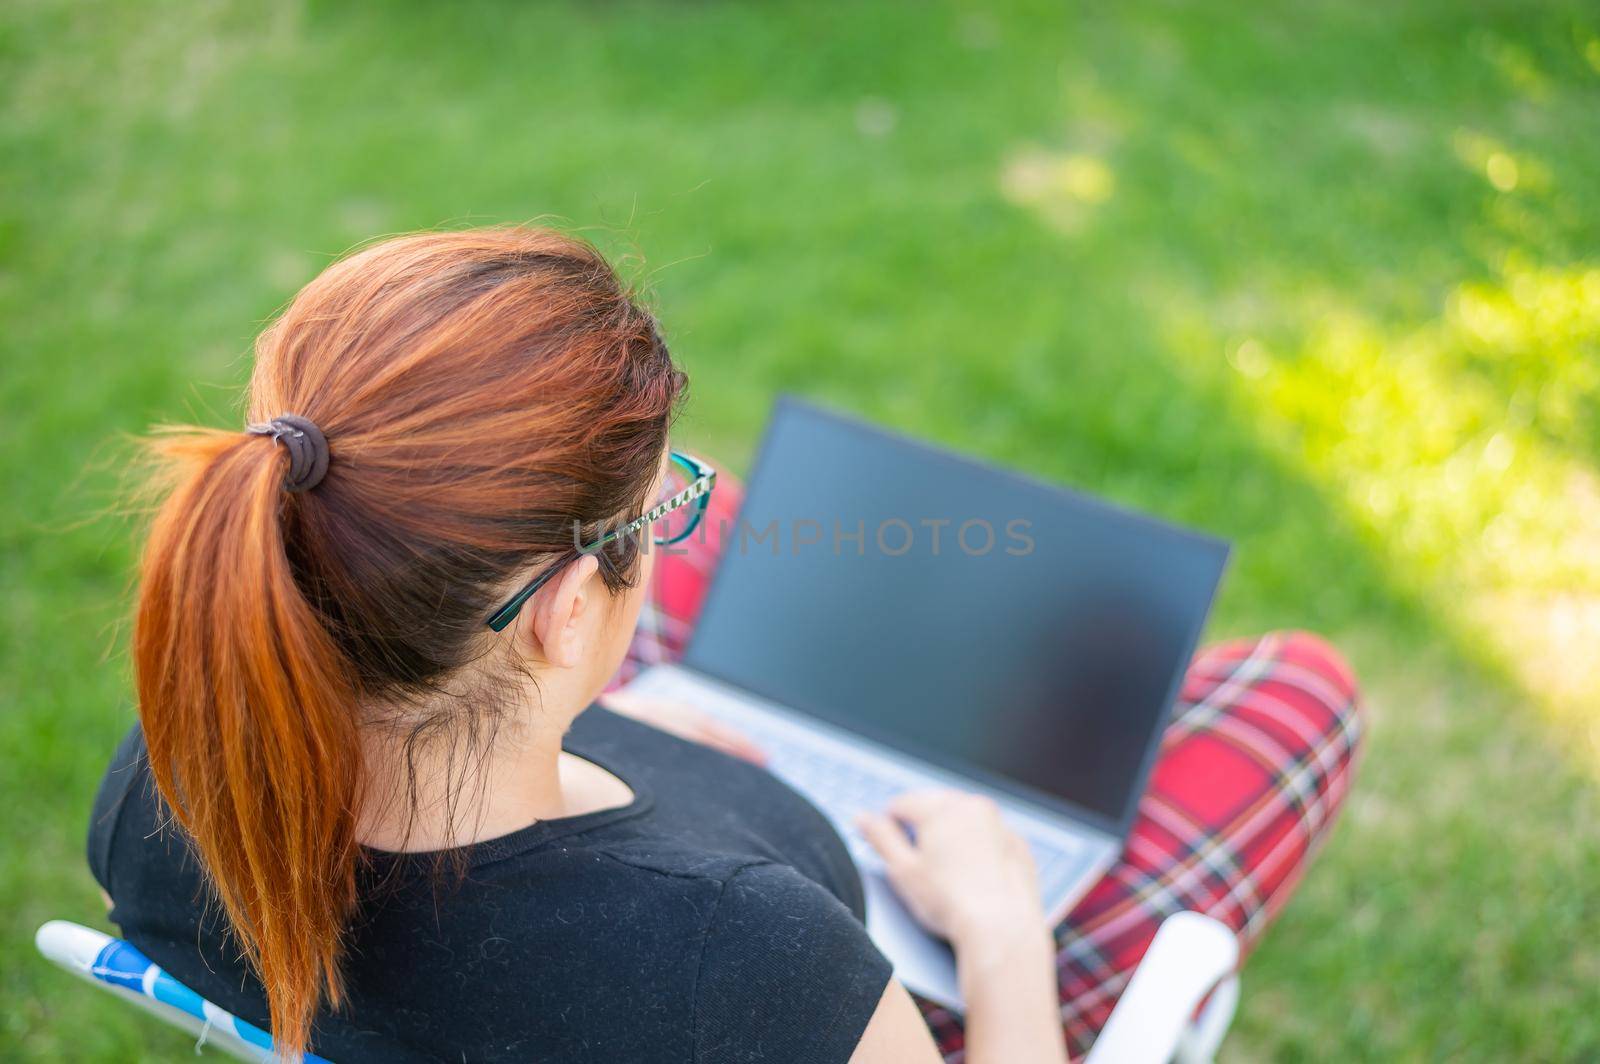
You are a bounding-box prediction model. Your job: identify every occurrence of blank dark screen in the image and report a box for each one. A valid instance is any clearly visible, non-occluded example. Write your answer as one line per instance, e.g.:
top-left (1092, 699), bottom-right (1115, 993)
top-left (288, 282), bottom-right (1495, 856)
top-left (685, 401), bottom-right (1229, 830)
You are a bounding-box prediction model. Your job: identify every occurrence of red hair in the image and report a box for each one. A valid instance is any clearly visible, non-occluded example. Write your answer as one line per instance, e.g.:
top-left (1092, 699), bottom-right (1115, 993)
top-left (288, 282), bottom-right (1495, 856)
top-left (133, 228), bottom-right (682, 1057)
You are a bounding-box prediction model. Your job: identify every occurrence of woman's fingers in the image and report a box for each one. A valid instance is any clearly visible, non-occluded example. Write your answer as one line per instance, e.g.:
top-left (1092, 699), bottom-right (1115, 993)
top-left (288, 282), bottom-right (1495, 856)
top-left (885, 788), bottom-right (976, 828)
top-left (696, 715), bottom-right (768, 764)
top-left (669, 706), bottom-right (764, 763)
top-left (856, 811), bottom-right (919, 871)
top-left (865, 790), bottom-right (1047, 948)
top-left (600, 692), bottom-right (767, 764)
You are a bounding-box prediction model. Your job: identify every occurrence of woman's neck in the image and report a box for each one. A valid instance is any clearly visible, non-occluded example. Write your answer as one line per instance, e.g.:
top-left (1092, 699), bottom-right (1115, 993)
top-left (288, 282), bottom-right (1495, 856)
top-left (353, 678), bottom-right (631, 853)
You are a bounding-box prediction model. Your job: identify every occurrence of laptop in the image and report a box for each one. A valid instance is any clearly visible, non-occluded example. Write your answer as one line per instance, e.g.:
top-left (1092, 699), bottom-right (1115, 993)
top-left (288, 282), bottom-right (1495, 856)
top-left (622, 397), bottom-right (1230, 1006)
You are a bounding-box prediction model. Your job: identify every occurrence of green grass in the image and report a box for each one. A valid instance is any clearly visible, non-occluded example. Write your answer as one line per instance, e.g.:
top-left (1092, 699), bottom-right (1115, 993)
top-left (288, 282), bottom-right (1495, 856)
top-left (4, 0), bottom-right (1599, 1058)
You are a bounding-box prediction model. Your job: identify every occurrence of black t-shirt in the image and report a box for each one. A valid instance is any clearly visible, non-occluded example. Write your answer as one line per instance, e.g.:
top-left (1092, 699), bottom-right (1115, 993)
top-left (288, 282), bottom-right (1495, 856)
top-left (88, 706), bottom-right (893, 1062)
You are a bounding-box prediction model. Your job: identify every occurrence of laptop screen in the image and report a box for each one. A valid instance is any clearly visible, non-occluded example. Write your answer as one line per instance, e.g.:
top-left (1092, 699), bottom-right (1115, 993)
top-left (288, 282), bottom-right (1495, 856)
top-left (683, 398), bottom-right (1229, 834)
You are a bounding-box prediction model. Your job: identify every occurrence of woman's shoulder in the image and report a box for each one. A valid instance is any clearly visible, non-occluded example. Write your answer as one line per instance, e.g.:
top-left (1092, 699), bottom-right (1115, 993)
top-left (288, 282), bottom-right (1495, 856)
top-left (570, 707), bottom-right (871, 916)
top-left (86, 721), bottom-right (156, 897)
top-left (499, 852), bottom-right (893, 1064)
top-left (690, 860), bottom-right (894, 1063)
top-left (340, 854), bottom-right (891, 1063)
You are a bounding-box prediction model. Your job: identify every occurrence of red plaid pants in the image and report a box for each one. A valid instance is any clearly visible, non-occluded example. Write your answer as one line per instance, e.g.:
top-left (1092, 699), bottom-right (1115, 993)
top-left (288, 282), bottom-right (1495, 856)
top-left (611, 474), bottom-right (1364, 1061)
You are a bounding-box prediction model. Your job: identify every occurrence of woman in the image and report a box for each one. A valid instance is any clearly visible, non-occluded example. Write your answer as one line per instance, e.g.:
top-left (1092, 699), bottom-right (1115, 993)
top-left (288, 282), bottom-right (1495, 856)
top-left (89, 227), bottom-right (1362, 1063)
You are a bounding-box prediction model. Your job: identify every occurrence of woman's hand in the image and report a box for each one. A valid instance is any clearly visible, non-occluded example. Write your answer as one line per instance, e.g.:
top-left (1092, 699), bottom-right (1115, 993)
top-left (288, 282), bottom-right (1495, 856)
top-left (599, 690), bottom-right (767, 765)
top-left (856, 790), bottom-right (1047, 949)
top-left (858, 790), bottom-right (1068, 1064)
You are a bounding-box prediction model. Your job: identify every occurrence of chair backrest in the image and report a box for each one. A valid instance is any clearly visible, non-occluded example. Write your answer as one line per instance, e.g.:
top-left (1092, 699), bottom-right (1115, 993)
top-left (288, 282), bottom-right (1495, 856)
top-left (34, 920), bottom-right (332, 1063)
top-left (1084, 910), bottom-right (1240, 1064)
top-left (41, 912), bottom-right (1235, 1063)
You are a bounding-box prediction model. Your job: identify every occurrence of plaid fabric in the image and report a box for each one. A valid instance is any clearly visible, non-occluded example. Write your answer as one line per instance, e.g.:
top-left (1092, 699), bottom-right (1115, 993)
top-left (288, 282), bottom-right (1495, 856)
top-left (917, 630), bottom-right (1363, 1060)
top-left (610, 475), bottom-right (1364, 1062)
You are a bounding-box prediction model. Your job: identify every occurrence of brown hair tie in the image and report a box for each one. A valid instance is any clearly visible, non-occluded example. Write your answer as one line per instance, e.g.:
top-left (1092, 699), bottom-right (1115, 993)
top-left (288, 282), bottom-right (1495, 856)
top-left (246, 414), bottom-right (330, 493)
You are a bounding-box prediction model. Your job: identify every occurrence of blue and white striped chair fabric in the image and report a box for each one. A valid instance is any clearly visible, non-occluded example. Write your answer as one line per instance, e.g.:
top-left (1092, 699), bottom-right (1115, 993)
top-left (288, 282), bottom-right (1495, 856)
top-left (34, 920), bottom-right (331, 1063)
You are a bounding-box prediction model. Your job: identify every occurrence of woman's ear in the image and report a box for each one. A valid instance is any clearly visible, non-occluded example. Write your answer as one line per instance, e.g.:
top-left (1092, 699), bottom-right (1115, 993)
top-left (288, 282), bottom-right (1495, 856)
top-left (527, 554), bottom-right (602, 669)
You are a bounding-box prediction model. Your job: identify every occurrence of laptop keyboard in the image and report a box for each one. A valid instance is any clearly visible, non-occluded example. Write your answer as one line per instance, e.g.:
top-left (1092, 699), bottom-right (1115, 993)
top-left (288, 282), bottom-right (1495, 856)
top-left (692, 695), bottom-right (1088, 898)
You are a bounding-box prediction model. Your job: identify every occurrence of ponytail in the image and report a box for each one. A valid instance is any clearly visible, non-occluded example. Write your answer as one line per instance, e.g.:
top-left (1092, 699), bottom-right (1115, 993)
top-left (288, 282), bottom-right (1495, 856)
top-left (127, 226), bottom-right (683, 1060)
top-left (135, 426), bottom-right (360, 1059)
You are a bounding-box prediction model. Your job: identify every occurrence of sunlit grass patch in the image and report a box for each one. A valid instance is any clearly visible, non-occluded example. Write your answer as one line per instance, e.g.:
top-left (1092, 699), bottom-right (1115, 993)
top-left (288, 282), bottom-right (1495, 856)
top-left (1452, 130), bottom-right (1550, 195)
top-left (1191, 261), bottom-right (1600, 767)
top-left (1000, 147), bottom-right (1118, 233)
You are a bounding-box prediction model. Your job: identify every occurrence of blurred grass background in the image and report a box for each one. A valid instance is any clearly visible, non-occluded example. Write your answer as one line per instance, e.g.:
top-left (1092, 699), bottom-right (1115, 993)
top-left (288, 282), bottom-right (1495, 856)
top-left (4, 0), bottom-right (1599, 1058)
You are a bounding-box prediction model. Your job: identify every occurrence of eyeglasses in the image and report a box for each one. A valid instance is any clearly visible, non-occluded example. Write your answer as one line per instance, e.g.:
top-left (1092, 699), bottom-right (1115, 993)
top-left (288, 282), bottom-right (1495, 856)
top-left (485, 450), bottom-right (717, 632)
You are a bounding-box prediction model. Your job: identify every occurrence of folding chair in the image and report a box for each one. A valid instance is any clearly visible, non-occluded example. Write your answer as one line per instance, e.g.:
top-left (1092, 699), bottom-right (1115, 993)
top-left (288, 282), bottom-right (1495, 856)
top-left (37, 910), bottom-right (1238, 1062)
